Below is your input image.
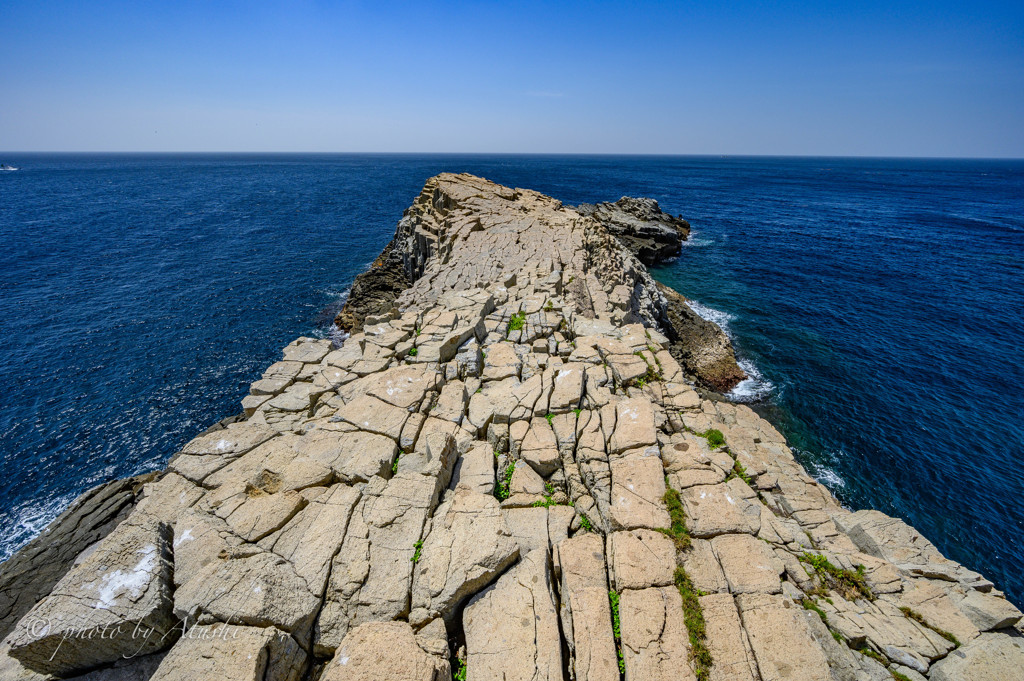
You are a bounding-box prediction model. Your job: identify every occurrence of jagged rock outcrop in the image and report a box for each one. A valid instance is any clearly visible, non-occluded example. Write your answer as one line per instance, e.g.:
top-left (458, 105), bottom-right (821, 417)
top-left (2, 173), bottom-right (1022, 681)
top-left (575, 196), bottom-right (691, 265)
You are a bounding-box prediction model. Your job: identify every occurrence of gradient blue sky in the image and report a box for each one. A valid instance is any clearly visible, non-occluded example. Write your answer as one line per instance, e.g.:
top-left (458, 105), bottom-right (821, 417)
top-left (2, 1), bottom-right (1022, 156)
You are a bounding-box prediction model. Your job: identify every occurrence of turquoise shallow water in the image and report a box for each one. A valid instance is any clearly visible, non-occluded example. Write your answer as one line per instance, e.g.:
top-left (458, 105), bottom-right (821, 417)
top-left (1, 153), bottom-right (1022, 605)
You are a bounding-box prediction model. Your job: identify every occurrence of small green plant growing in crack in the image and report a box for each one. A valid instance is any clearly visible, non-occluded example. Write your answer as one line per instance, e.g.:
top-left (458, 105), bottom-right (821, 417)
top-left (544, 412), bottom-right (555, 425)
top-left (453, 657), bottom-right (467, 681)
top-left (411, 540), bottom-right (423, 563)
top-left (608, 590), bottom-right (625, 675)
top-left (579, 513), bottom-right (593, 532)
top-left (657, 486), bottom-right (692, 551)
top-left (407, 347), bottom-right (418, 357)
top-left (392, 450), bottom-right (404, 474)
top-left (801, 597), bottom-right (828, 624)
top-left (799, 552), bottom-right (873, 601)
top-left (857, 646), bottom-right (887, 666)
top-left (507, 311), bottom-right (527, 334)
top-left (725, 460), bottom-right (753, 486)
top-left (675, 567), bottom-right (712, 681)
top-left (900, 607), bottom-right (961, 647)
top-left (496, 461), bottom-right (515, 500)
top-left (573, 407), bottom-right (583, 419)
top-left (701, 428), bottom-right (726, 449)
top-left (889, 670), bottom-right (912, 681)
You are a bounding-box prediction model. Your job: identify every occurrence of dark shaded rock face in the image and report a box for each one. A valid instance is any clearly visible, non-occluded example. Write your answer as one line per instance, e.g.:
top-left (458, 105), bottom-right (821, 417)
top-left (576, 197), bottom-right (691, 265)
top-left (0, 472), bottom-right (157, 640)
top-left (334, 242), bottom-right (411, 333)
top-left (657, 282), bottom-right (747, 393)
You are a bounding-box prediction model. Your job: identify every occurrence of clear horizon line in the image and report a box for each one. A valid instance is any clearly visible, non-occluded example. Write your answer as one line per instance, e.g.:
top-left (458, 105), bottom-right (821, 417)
top-left (2, 150), bottom-right (1023, 161)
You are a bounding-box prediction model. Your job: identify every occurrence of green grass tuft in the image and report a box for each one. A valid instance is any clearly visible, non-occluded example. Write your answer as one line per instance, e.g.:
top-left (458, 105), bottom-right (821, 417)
top-left (799, 552), bottom-right (873, 601)
top-left (411, 540), bottom-right (423, 563)
top-left (674, 567), bottom-right (712, 681)
top-left (496, 461), bottom-right (515, 500)
top-left (658, 487), bottom-right (692, 551)
top-left (900, 607), bottom-right (961, 648)
top-left (507, 311), bottom-right (527, 334)
top-left (608, 590), bottom-right (625, 675)
top-left (579, 514), bottom-right (593, 532)
top-left (407, 347), bottom-right (418, 357)
top-left (702, 429), bottom-right (725, 448)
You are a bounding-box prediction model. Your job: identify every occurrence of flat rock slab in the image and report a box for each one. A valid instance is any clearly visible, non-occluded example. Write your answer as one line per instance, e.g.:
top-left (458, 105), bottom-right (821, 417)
top-left (557, 534), bottom-right (618, 681)
top-left (699, 593), bottom-right (759, 681)
top-left (609, 529), bottom-right (676, 590)
top-left (608, 398), bottom-right (657, 455)
top-left (609, 453), bottom-right (671, 531)
top-left (4, 517), bottom-right (177, 676)
top-left (711, 533), bottom-right (784, 594)
top-left (680, 480), bottom-right (761, 538)
top-left (411, 489), bottom-right (519, 623)
top-left (736, 592), bottom-right (831, 681)
top-left (173, 550), bottom-right (319, 647)
top-left (929, 632), bottom-right (1024, 681)
top-left (463, 549), bottom-right (563, 681)
top-left (334, 395), bottom-right (410, 440)
top-left (619, 586), bottom-right (696, 681)
top-left (321, 621), bottom-right (450, 681)
top-left (149, 625), bottom-right (305, 681)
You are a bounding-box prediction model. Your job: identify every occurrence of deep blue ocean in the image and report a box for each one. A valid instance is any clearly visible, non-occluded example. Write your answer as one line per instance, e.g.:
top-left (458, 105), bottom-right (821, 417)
top-left (1, 154), bottom-right (1022, 605)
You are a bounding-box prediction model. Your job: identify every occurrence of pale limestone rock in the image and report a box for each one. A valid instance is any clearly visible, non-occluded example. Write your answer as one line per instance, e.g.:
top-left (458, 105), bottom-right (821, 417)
top-left (316, 438), bottom-right (455, 654)
top-left (300, 429), bottom-right (397, 483)
top-left (335, 394), bottom-right (409, 440)
top-left (481, 342), bottom-right (521, 381)
top-left (411, 489), bottom-right (518, 623)
top-left (5, 518), bottom-right (176, 676)
top-left (364, 365), bottom-right (440, 409)
top-left (509, 460), bottom-right (545, 495)
top-left (898, 580), bottom-right (980, 644)
top-left (149, 625), bottom-right (305, 681)
top-left (548, 362), bottom-right (586, 412)
top-left (683, 538), bottom-right (729, 594)
top-left (170, 423), bottom-right (278, 483)
top-left (619, 586), bottom-right (696, 681)
top-left (171, 508), bottom-right (254, 587)
top-left (264, 484), bottom-right (361, 596)
top-left (736, 592), bottom-right (831, 681)
top-left (605, 353), bottom-right (648, 385)
top-left (680, 480), bottom-right (761, 538)
top-left (432, 380), bottom-right (467, 424)
top-left (520, 417), bottom-right (561, 477)
top-left (929, 632), bottom-right (1024, 681)
top-left (463, 549), bottom-right (563, 681)
top-left (607, 398), bottom-right (657, 455)
top-left (172, 550), bottom-right (319, 646)
top-left (502, 506), bottom-right (551, 555)
top-left (957, 589), bottom-right (1023, 632)
top-left (321, 621), bottom-right (449, 681)
top-left (452, 441), bottom-right (496, 495)
top-left (609, 529), bottom-right (676, 590)
top-left (699, 593), bottom-right (760, 681)
top-left (557, 534), bottom-right (618, 681)
top-left (711, 533), bottom-right (784, 594)
top-left (608, 453), bottom-right (670, 531)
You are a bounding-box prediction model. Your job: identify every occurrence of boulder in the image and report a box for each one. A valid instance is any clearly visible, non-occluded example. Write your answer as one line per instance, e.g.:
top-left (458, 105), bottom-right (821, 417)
top-left (148, 625), bottom-right (305, 681)
top-left (4, 517), bottom-right (177, 676)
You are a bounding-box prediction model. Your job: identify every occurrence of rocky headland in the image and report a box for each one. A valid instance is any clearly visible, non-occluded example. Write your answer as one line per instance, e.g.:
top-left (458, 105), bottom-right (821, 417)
top-left (1, 173), bottom-right (1021, 681)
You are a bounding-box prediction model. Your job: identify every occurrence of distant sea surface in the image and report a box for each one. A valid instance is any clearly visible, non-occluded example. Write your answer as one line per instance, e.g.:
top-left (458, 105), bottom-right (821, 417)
top-left (1, 154), bottom-right (1022, 604)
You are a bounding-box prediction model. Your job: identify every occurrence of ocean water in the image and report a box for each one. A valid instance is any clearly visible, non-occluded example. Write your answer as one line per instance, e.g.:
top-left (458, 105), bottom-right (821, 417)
top-left (1, 154), bottom-right (1022, 606)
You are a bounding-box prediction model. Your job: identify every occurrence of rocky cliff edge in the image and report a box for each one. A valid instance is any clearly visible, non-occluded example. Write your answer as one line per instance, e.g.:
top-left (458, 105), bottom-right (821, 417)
top-left (1, 173), bottom-right (1021, 681)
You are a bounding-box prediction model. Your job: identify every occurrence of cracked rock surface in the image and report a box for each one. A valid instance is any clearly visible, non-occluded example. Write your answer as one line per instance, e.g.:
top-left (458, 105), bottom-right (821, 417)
top-left (2, 173), bottom-right (1022, 680)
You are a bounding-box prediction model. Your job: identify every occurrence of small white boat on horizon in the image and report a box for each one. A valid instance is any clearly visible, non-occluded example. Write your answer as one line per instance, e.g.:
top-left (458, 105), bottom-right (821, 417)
top-left (0, 164), bottom-right (18, 171)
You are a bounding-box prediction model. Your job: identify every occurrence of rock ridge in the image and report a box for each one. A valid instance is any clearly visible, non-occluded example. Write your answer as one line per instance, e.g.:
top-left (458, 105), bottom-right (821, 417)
top-left (1, 172), bottom-right (1021, 681)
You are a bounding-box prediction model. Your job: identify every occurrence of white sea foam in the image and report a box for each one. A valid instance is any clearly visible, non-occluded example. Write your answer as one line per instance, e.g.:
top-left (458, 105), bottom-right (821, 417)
top-left (727, 359), bottom-right (775, 402)
top-left (0, 491), bottom-right (78, 563)
top-left (684, 299), bottom-right (737, 333)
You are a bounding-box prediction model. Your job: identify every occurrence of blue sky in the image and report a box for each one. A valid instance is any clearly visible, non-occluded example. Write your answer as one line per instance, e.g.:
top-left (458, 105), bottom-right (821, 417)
top-left (1, 1), bottom-right (1022, 156)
